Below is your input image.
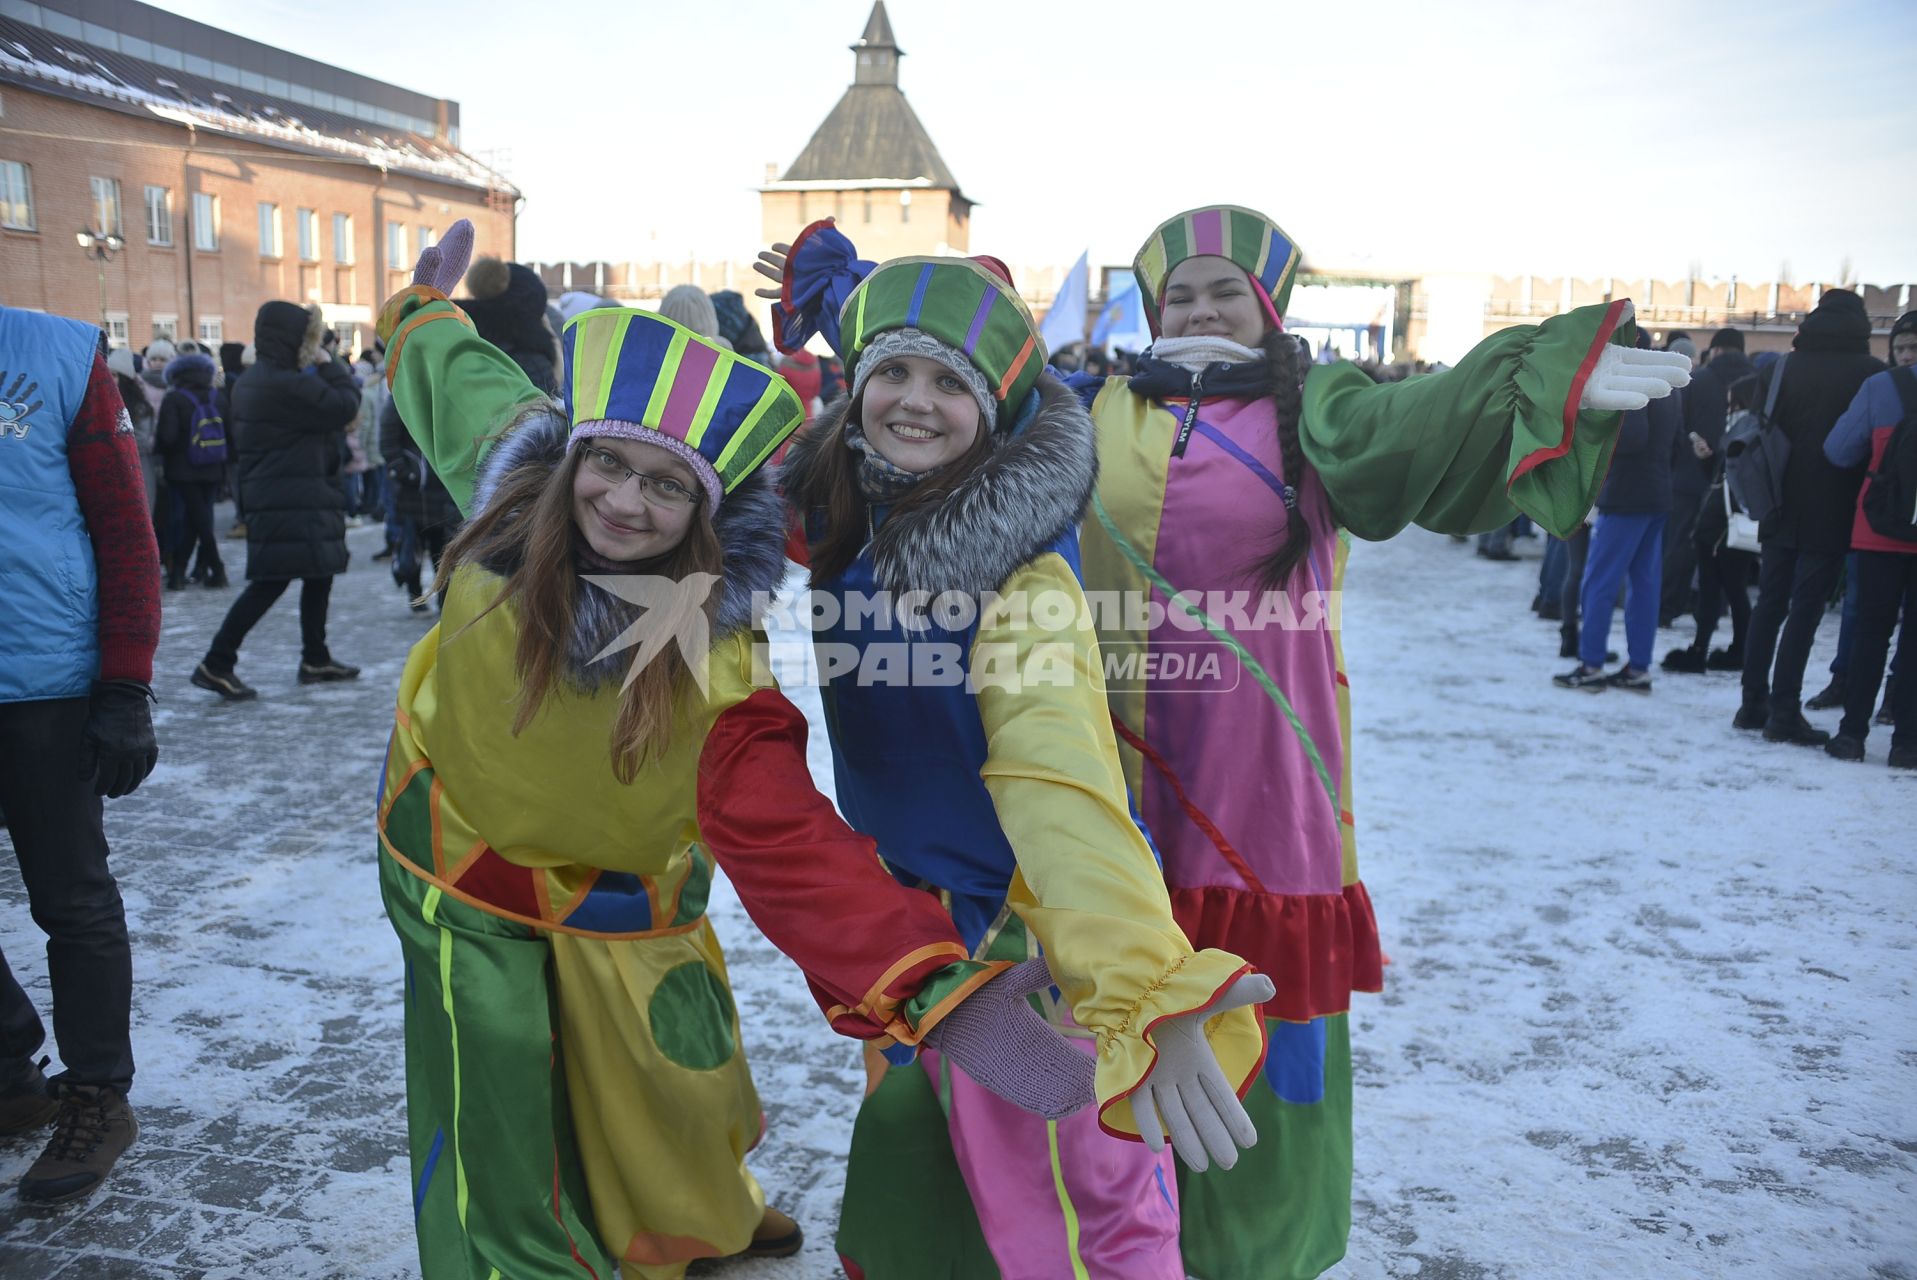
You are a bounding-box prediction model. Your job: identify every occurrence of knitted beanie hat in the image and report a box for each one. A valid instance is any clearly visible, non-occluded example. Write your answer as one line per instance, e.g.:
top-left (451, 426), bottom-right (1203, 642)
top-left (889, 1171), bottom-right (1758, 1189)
top-left (658, 286), bottom-right (719, 339)
top-left (1133, 205), bottom-right (1303, 337)
top-left (850, 328), bottom-right (996, 431)
top-left (561, 308), bottom-right (806, 508)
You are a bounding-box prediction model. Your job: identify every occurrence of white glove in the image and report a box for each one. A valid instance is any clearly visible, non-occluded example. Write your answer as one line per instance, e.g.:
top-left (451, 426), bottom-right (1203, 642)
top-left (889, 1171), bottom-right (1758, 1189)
top-left (1579, 344), bottom-right (1691, 412)
top-left (1129, 972), bottom-right (1275, 1171)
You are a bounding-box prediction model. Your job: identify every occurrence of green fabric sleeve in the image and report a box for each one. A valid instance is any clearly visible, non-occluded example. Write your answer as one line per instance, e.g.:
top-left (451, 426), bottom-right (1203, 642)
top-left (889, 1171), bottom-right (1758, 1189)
top-left (381, 288), bottom-right (551, 517)
top-left (1300, 300), bottom-right (1636, 540)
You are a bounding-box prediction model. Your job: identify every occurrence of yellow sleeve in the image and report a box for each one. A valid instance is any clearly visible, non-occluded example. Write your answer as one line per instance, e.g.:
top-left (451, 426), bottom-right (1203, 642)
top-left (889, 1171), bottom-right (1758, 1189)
top-left (970, 552), bottom-right (1266, 1138)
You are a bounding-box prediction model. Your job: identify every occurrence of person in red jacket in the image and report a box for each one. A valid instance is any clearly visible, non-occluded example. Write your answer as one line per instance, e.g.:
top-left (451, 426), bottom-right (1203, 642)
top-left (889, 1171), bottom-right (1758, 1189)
top-left (1821, 309), bottom-right (1917, 767)
top-left (0, 306), bottom-right (161, 1204)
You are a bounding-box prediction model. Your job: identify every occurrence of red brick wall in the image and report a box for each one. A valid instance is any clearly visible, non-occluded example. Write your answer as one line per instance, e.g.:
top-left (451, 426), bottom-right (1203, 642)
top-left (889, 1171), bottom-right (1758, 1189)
top-left (0, 87), bottom-right (515, 352)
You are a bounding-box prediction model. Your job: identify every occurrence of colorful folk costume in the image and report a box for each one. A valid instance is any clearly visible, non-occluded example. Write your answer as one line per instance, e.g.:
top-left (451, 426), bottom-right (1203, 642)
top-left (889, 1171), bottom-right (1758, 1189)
top-left (373, 284), bottom-right (1027, 1280)
top-left (1075, 204), bottom-right (1641, 1278)
top-left (773, 226), bottom-right (1267, 1280)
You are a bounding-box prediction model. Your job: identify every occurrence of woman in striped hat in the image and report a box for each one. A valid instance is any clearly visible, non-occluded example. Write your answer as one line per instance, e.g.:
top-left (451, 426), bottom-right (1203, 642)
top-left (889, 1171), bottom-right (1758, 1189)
top-left (1071, 204), bottom-right (1688, 1279)
top-left (371, 222), bottom-right (1097, 1280)
top-left (760, 222), bottom-right (1271, 1280)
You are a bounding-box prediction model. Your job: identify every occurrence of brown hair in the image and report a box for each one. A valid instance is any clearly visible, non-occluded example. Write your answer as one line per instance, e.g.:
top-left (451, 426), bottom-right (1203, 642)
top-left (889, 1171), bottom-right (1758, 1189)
top-left (430, 407), bottom-right (725, 782)
top-left (802, 393), bottom-right (996, 585)
top-left (1251, 328), bottom-right (1314, 590)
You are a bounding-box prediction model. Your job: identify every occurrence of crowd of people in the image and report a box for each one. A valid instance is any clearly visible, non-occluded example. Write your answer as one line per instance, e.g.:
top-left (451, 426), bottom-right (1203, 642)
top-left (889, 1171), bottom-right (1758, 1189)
top-left (1457, 296), bottom-right (1915, 769)
top-left (0, 193), bottom-right (1777, 1280)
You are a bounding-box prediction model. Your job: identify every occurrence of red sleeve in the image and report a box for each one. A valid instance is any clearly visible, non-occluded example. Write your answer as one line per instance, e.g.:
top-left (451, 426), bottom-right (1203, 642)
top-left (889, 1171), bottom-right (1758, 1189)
top-left (697, 687), bottom-right (971, 1042)
top-left (68, 355), bottom-right (161, 684)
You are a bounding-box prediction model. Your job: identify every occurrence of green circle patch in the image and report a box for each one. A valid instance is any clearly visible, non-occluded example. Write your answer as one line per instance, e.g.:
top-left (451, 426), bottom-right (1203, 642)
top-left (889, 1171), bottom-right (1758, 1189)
top-left (648, 961), bottom-right (738, 1071)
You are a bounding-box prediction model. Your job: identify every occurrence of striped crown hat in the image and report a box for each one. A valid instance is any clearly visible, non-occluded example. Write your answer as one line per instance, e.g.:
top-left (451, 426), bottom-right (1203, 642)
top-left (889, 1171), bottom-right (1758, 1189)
top-left (1133, 205), bottom-right (1303, 337)
top-left (839, 256), bottom-right (1046, 425)
top-left (562, 308), bottom-right (805, 506)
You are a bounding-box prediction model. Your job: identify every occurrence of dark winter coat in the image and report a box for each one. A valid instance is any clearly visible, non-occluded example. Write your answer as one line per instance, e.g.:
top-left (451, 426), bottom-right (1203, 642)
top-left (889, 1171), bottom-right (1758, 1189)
top-left (154, 352), bottom-right (227, 485)
top-left (1674, 349), bottom-right (1753, 499)
top-left (379, 395), bottom-right (462, 531)
top-left (1762, 293), bottom-right (1887, 553)
top-left (1597, 387), bottom-right (1681, 515)
top-left (458, 261), bottom-right (562, 396)
top-left (231, 301), bottom-right (362, 580)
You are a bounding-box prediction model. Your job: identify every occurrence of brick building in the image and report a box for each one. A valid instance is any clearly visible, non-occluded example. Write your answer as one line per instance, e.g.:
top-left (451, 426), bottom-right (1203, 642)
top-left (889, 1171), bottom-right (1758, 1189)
top-left (757, 1), bottom-right (972, 261)
top-left (0, 0), bottom-right (517, 355)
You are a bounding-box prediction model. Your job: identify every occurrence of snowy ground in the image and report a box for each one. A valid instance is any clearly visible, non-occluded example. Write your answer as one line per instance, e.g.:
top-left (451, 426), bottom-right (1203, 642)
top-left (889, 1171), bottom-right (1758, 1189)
top-left (0, 515), bottom-right (1910, 1279)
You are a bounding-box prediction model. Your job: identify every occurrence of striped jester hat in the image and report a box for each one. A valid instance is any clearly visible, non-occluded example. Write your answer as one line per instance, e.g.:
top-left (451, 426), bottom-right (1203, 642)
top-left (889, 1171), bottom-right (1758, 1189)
top-left (838, 255), bottom-right (1047, 430)
top-left (1133, 205), bottom-right (1303, 338)
top-left (562, 308), bottom-right (806, 507)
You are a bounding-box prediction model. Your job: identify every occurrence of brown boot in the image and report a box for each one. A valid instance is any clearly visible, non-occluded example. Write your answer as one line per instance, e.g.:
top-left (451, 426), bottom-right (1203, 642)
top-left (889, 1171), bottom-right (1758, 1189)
top-left (741, 1205), bottom-right (803, 1258)
top-left (18, 1083), bottom-right (137, 1205)
top-left (0, 1058), bottom-right (58, 1137)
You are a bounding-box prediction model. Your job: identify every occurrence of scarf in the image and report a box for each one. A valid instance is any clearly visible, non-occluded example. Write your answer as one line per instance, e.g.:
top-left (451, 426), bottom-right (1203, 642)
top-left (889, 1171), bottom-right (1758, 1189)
top-left (845, 418), bottom-right (949, 503)
top-left (1149, 334), bottom-right (1266, 372)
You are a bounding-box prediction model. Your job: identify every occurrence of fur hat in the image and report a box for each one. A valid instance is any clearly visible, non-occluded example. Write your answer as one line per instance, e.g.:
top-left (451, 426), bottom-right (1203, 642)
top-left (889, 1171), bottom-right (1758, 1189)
top-left (464, 257), bottom-right (548, 318)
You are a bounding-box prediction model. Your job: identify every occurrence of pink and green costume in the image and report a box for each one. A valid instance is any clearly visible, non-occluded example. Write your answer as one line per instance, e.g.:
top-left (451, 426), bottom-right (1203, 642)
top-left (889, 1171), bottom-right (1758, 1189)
top-left (1075, 204), bottom-right (1636, 1279)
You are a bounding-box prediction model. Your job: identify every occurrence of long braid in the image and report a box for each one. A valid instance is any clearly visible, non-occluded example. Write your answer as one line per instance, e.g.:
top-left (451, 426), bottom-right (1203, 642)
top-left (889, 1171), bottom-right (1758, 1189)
top-left (1255, 329), bottom-right (1313, 588)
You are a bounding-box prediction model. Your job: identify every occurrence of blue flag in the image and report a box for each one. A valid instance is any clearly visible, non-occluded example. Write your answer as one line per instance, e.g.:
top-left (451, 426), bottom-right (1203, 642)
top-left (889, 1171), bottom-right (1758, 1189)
top-left (1038, 251), bottom-right (1089, 353)
top-left (1091, 273), bottom-right (1153, 353)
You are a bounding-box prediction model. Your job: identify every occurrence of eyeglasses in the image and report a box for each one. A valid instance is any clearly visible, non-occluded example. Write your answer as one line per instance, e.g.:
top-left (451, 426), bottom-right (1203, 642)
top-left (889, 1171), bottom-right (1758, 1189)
top-left (580, 446), bottom-right (701, 508)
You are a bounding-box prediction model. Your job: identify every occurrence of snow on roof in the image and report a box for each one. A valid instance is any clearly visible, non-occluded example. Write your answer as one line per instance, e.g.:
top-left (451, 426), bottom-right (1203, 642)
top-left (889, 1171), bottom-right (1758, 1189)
top-left (0, 20), bottom-right (514, 196)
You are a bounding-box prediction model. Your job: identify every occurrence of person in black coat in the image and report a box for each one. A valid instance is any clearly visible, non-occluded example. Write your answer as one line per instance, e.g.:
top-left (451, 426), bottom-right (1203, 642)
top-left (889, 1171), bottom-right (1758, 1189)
top-left (1660, 329), bottom-right (1752, 623)
top-left (154, 350), bottom-right (229, 589)
top-left (378, 394), bottom-right (461, 609)
top-left (190, 301), bottom-right (362, 701)
top-left (457, 258), bottom-right (561, 395)
top-left (1555, 331), bottom-right (1681, 691)
top-left (1736, 289), bottom-right (1887, 744)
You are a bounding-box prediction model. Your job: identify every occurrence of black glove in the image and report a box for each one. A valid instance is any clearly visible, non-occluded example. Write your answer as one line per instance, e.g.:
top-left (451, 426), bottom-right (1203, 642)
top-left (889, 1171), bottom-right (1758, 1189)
top-left (79, 680), bottom-right (158, 799)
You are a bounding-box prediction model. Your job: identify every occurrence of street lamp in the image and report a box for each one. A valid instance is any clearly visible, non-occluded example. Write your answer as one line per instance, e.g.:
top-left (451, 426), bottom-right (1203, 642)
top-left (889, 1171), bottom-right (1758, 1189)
top-left (76, 228), bottom-right (125, 336)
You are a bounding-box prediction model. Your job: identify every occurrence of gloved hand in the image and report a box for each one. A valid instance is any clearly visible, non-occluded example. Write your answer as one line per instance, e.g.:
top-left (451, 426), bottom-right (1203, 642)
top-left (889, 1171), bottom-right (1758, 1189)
top-left (79, 680), bottom-right (157, 799)
top-left (1579, 330), bottom-right (1691, 412)
top-left (412, 219), bottom-right (475, 295)
top-left (921, 956), bottom-right (1095, 1120)
top-left (1130, 971), bottom-right (1275, 1171)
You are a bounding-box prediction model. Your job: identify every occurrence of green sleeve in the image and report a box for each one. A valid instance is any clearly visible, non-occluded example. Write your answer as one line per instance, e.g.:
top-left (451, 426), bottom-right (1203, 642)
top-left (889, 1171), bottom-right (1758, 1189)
top-left (1300, 300), bottom-right (1636, 540)
top-left (378, 286), bottom-right (551, 517)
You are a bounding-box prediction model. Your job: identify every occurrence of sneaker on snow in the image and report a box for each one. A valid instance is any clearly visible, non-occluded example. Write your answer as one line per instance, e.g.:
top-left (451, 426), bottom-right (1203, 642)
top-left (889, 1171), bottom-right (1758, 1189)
top-left (297, 660), bottom-right (361, 684)
top-left (1604, 666), bottom-right (1653, 693)
top-left (0, 1057), bottom-right (58, 1136)
top-left (1553, 664), bottom-right (1609, 692)
top-left (1824, 734), bottom-right (1865, 762)
top-left (1661, 646), bottom-right (1707, 673)
top-left (18, 1083), bottom-right (137, 1206)
top-left (1706, 646), bottom-right (1743, 671)
top-left (190, 662), bottom-right (257, 702)
top-left (1805, 677), bottom-right (1846, 711)
top-left (1763, 710), bottom-right (1831, 747)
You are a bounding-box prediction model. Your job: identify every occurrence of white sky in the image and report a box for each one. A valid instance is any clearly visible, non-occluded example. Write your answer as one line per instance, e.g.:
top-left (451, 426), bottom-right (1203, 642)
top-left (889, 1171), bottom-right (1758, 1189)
top-left (157, 0), bottom-right (1917, 283)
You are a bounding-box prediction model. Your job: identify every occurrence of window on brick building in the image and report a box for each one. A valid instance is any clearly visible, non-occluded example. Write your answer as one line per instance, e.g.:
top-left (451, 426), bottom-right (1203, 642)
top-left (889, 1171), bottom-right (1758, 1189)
top-left (0, 161), bottom-right (32, 231)
top-left (297, 208), bottom-right (317, 261)
top-left (198, 317), bottom-right (223, 345)
top-left (416, 226), bottom-right (435, 262)
top-left (104, 314), bottom-right (129, 348)
top-left (387, 220), bottom-right (407, 271)
top-left (333, 213), bottom-right (353, 264)
top-left (145, 185), bottom-right (171, 245)
top-left (258, 202), bottom-right (281, 257)
top-left (151, 315), bottom-right (178, 344)
top-left (89, 177), bottom-right (121, 236)
top-left (191, 192), bottom-right (218, 250)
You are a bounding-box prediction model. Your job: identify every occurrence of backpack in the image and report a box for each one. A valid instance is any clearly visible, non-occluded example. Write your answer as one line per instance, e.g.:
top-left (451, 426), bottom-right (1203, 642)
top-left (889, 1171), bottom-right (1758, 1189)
top-left (1723, 355), bottom-right (1791, 525)
top-left (183, 389), bottom-right (228, 468)
top-left (1860, 366), bottom-right (1917, 542)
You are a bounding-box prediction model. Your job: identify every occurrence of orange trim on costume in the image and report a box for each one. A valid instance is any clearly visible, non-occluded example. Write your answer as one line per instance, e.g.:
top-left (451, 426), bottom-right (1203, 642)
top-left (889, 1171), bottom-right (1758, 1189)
top-left (530, 864), bottom-right (556, 924)
top-left (376, 845), bottom-right (705, 942)
top-left (443, 838), bottom-right (491, 884)
top-left (856, 941), bottom-right (975, 1018)
top-left (551, 872), bottom-right (598, 926)
top-left (427, 775), bottom-right (447, 879)
top-left (384, 306), bottom-right (474, 384)
top-left (376, 756), bottom-right (432, 826)
top-left (898, 959), bottom-right (1014, 1045)
top-left (997, 334), bottom-right (1037, 399)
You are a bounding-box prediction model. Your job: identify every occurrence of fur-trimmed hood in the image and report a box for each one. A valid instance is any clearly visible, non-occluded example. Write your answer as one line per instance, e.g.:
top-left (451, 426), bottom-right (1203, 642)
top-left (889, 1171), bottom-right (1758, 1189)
top-left (163, 351), bottom-right (219, 390)
top-left (469, 407), bottom-right (791, 690)
top-left (781, 371), bottom-right (1098, 599)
